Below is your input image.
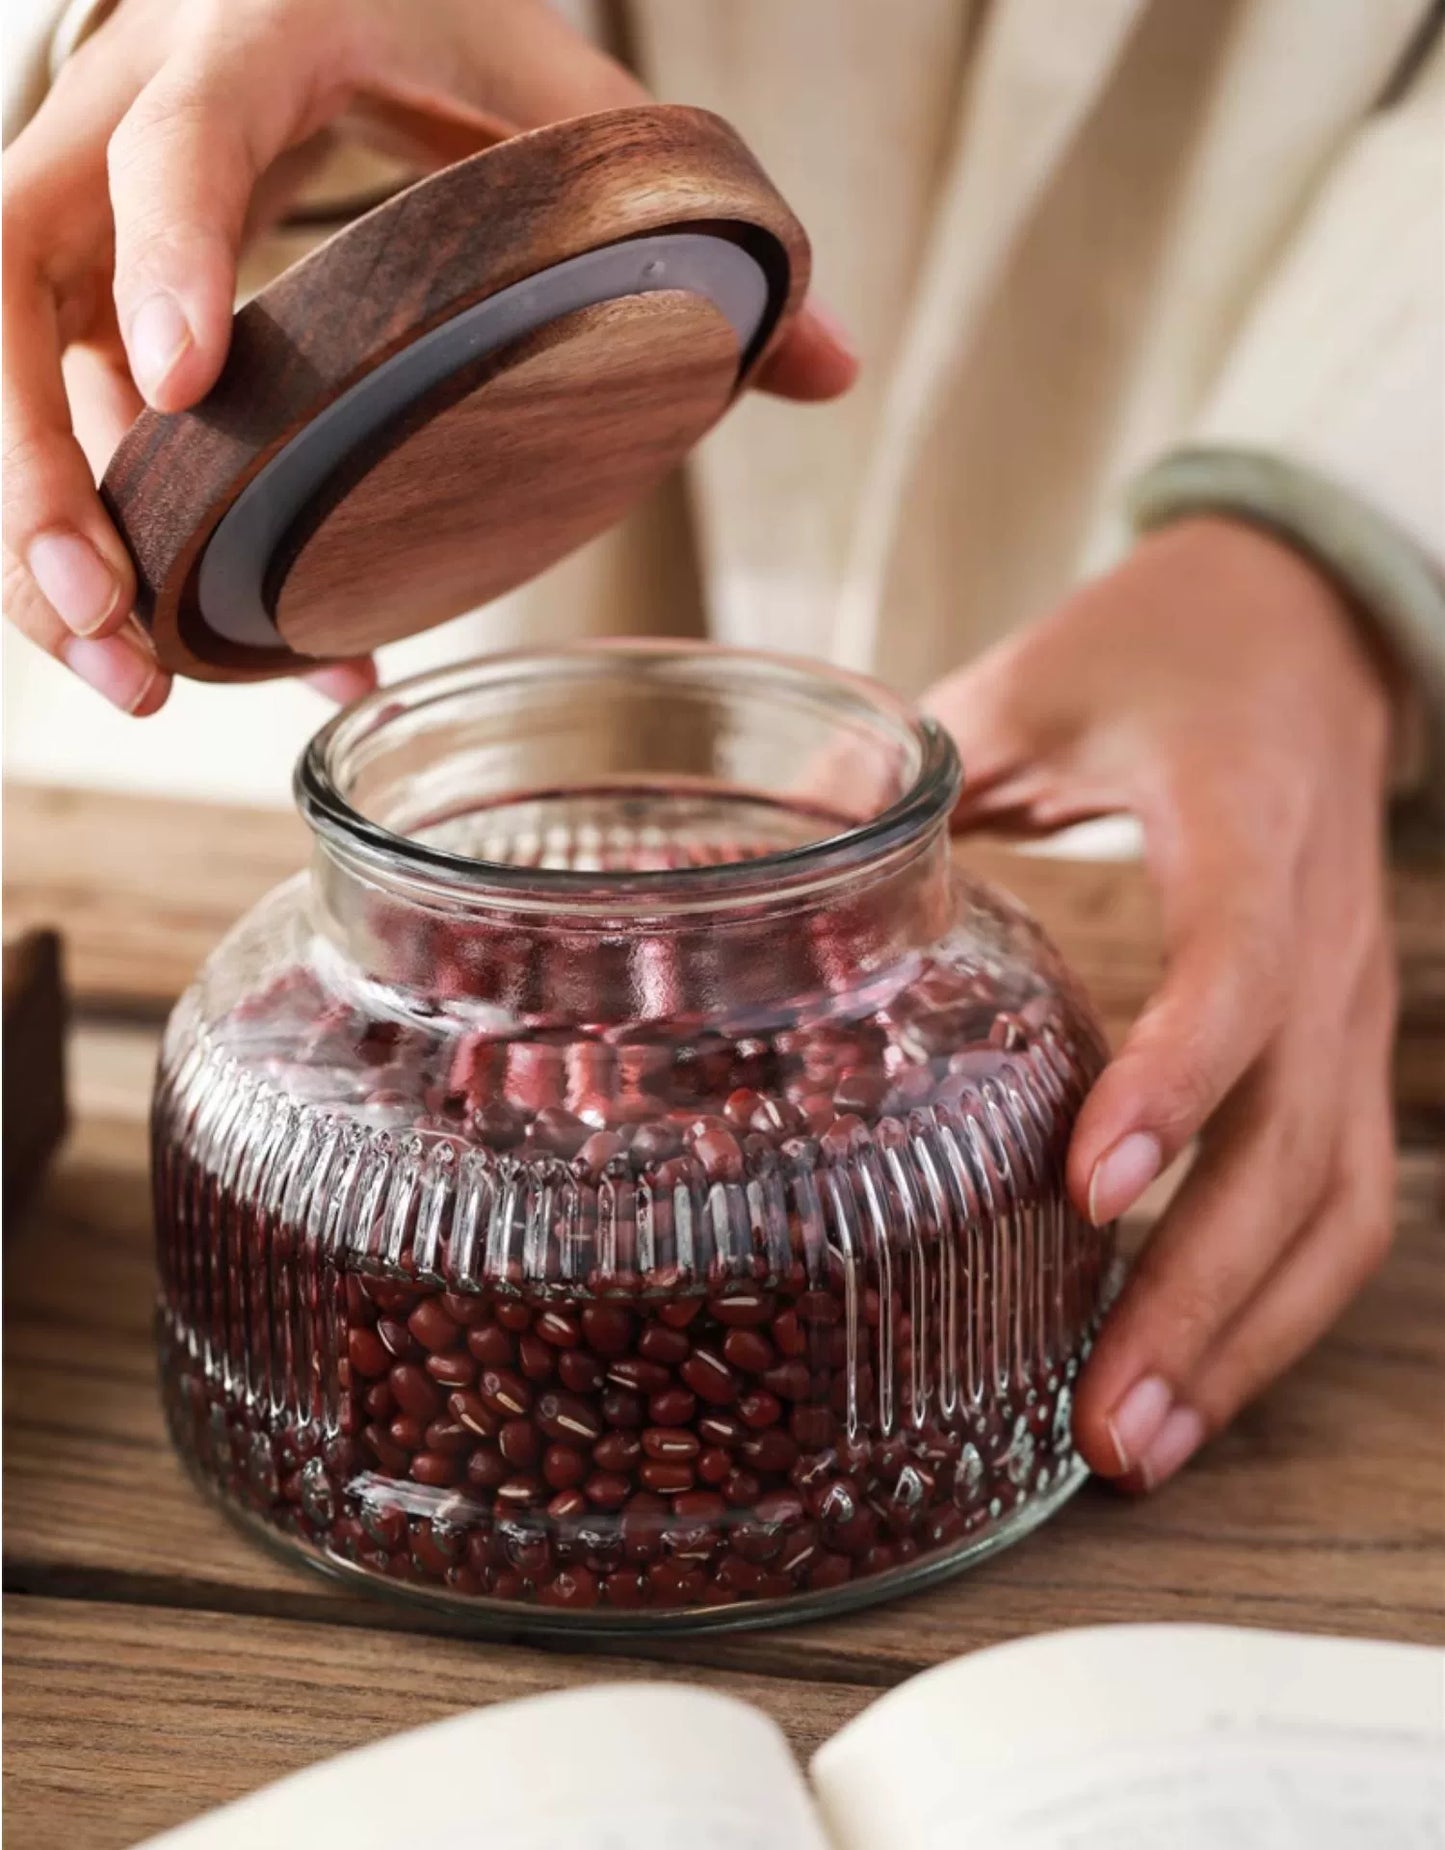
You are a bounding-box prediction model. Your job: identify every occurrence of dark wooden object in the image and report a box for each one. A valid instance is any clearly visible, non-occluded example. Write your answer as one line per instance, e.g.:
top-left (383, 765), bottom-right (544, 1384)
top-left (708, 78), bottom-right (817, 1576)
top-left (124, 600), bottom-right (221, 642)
top-left (100, 106), bottom-right (809, 682)
top-left (2, 929), bottom-right (67, 1220)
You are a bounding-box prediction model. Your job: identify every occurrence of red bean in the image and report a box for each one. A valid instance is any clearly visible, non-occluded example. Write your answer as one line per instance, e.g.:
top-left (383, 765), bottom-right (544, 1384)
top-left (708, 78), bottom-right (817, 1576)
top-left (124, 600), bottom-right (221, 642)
top-left (809, 1551), bottom-right (853, 1591)
top-left (362, 1382), bottom-right (395, 1420)
top-left (640, 1460), bottom-right (694, 1495)
top-left (542, 1444), bottom-right (588, 1490)
top-left (517, 1335), bottom-right (556, 1382)
top-left (603, 1569), bottom-right (651, 1608)
top-left (388, 1364), bottom-right (442, 1422)
top-left (606, 1357), bottom-right (671, 1396)
top-left (408, 1299), bottom-right (460, 1354)
top-left (722, 1329), bottom-right (774, 1374)
top-left (791, 1406), bottom-right (836, 1448)
top-left (500, 1419), bottom-right (540, 1468)
top-left (584, 1473), bottom-right (630, 1511)
top-left (762, 1360), bottom-right (811, 1401)
top-left (535, 1308), bottom-right (580, 1349)
top-left (535, 1391), bottom-right (603, 1446)
top-left (636, 1323), bottom-right (690, 1366)
top-left (387, 1415), bottom-right (425, 1451)
top-left (648, 1387), bottom-right (697, 1428)
top-left (496, 1475), bottom-right (544, 1510)
top-left (448, 1389), bottom-right (499, 1438)
top-left (557, 1350), bottom-right (605, 1394)
top-left (592, 1431), bottom-right (642, 1474)
top-left (546, 1489), bottom-right (589, 1523)
top-left (466, 1444), bottom-right (507, 1490)
top-left (710, 1291), bottom-right (774, 1328)
top-left (601, 1388), bottom-right (644, 1430)
top-left (411, 1451), bottom-right (462, 1488)
top-left (425, 1351), bottom-right (476, 1389)
top-left (680, 1349), bottom-right (739, 1405)
top-left (364, 1420), bottom-right (408, 1465)
top-left (697, 1413), bottom-right (747, 1448)
top-left (580, 1304), bottom-right (635, 1357)
top-left (656, 1298), bottom-right (703, 1330)
top-left (466, 1325), bottom-right (515, 1367)
top-left (738, 1430), bottom-right (797, 1474)
top-left (424, 1419), bottom-right (473, 1456)
top-left (641, 1427), bottom-right (700, 1462)
top-left (440, 1290), bottom-right (489, 1327)
top-left (541, 1566), bottom-right (600, 1608)
top-left (376, 1317), bottom-right (417, 1360)
top-left (648, 1561), bottom-right (706, 1606)
top-left (477, 1367), bottom-right (531, 1420)
top-left (771, 1310), bottom-right (806, 1357)
top-left (348, 1329), bottom-right (389, 1378)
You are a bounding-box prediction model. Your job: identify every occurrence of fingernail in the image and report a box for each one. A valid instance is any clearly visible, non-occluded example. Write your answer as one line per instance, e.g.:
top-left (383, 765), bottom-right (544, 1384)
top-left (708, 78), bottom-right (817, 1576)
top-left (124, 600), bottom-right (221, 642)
top-left (1088, 1130), bottom-right (1162, 1225)
top-left (61, 634), bottom-right (161, 713)
top-left (805, 295), bottom-right (858, 361)
top-left (1138, 1404), bottom-right (1206, 1490)
top-left (127, 292), bottom-right (192, 400)
top-left (28, 530), bottom-right (120, 636)
top-left (1105, 1373), bottom-right (1172, 1474)
top-left (304, 662), bottom-right (377, 705)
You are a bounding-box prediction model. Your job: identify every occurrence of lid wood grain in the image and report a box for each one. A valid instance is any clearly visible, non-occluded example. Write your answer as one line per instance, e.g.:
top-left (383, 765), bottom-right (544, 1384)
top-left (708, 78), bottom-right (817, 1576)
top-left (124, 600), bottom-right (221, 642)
top-left (100, 106), bottom-right (809, 682)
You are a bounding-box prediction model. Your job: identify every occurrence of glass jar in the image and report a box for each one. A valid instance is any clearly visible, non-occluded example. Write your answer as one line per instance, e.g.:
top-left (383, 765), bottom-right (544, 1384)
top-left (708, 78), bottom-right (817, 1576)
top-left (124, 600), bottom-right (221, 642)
top-left (153, 642), bottom-right (1115, 1632)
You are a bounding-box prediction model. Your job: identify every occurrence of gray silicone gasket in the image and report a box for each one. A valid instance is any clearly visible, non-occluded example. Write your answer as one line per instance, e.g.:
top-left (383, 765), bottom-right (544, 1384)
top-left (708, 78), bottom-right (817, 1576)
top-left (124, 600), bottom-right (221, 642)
top-left (196, 233), bottom-right (771, 652)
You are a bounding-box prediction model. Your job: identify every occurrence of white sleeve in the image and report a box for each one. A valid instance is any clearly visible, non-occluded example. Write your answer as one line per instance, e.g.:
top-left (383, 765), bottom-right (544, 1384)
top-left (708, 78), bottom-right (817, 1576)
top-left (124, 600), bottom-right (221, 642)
top-left (1128, 28), bottom-right (1445, 846)
top-left (3, 0), bottom-right (112, 143)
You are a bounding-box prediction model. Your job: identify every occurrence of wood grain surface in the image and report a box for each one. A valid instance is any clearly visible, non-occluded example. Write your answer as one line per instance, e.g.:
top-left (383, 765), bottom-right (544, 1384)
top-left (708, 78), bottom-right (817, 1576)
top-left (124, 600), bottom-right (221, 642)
top-left (275, 294), bottom-right (739, 658)
top-left (4, 789), bottom-right (1443, 1847)
top-left (5, 1597), bottom-right (867, 1850)
top-left (99, 105), bottom-right (809, 682)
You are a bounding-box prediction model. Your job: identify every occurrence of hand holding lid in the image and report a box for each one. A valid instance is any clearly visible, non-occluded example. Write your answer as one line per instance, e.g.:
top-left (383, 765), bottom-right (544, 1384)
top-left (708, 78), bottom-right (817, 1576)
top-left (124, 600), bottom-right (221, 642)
top-left (101, 107), bottom-right (811, 681)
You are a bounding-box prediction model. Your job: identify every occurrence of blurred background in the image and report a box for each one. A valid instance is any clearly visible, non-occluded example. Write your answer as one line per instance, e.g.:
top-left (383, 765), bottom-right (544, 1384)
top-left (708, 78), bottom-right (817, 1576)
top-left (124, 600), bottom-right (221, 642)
top-left (4, 0), bottom-right (1440, 845)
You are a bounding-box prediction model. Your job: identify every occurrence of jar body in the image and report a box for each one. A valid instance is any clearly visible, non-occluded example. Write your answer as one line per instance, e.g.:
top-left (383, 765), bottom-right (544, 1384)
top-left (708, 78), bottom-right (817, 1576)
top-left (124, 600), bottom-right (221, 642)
top-left (152, 647), bottom-right (1115, 1631)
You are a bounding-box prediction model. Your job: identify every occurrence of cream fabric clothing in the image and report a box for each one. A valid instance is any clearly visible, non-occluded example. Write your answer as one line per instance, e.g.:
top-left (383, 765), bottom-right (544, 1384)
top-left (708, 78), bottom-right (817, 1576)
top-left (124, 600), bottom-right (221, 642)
top-left (3, 0), bottom-right (1442, 832)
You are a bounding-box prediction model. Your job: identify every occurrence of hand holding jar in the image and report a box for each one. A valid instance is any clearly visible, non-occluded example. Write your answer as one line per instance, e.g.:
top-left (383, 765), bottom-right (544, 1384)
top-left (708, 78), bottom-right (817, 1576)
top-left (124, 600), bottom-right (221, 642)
top-left (928, 514), bottom-right (1400, 1492)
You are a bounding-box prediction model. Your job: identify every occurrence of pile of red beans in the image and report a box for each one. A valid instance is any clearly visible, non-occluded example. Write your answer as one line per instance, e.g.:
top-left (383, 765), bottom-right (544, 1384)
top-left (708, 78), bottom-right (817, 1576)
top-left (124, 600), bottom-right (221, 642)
top-left (157, 942), bottom-right (1109, 1620)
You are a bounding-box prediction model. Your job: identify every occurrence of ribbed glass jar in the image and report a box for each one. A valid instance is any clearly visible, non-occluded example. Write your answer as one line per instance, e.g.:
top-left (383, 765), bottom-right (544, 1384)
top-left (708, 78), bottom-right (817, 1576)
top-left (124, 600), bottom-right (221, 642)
top-left (152, 642), bottom-right (1114, 1632)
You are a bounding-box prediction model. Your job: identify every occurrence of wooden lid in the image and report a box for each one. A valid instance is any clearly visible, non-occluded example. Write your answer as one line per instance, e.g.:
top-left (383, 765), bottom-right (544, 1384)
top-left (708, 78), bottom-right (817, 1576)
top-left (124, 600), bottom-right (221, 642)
top-left (101, 106), bottom-right (809, 681)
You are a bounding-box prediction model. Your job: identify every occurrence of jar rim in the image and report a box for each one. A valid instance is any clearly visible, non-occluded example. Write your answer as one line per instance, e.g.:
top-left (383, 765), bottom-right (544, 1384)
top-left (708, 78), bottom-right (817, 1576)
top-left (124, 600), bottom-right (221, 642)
top-left (295, 639), bottom-right (961, 904)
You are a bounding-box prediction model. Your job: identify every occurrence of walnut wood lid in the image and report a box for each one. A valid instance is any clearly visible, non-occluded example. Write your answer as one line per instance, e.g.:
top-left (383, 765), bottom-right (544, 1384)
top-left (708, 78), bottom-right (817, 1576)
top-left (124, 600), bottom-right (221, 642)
top-left (101, 106), bottom-right (809, 681)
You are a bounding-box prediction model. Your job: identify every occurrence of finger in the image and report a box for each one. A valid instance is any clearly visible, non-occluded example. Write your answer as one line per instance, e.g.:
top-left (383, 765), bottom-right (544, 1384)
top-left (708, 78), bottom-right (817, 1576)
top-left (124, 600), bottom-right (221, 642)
top-left (1071, 1048), bottom-right (1339, 1480)
top-left (1084, 940), bottom-right (1396, 1488)
top-left (1123, 1121), bottom-right (1395, 1494)
top-left (756, 301), bottom-right (859, 402)
top-left (2, 239), bottom-right (140, 655)
top-left (1067, 801), bottom-right (1301, 1225)
top-left (63, 341), bottom-right (144, 477)
top-left (304, 658), bottom-right (378, 704)
top-left (106, 14), bottom-right (356, 411)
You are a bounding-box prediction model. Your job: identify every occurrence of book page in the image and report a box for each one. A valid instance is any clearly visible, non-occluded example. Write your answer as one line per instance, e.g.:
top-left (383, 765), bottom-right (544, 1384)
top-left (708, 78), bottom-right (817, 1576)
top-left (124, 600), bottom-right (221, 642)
top-left (812, 1624), bottom-right (1445, 1850)
top-left (138, 1683), bottom-right (830, 1850)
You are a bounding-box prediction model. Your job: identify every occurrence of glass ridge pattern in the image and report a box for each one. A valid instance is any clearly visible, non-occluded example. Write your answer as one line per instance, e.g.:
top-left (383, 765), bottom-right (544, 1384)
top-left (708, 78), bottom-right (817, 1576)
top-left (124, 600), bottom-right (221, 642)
top-left (151, 652), bottom-right (1115, 1631)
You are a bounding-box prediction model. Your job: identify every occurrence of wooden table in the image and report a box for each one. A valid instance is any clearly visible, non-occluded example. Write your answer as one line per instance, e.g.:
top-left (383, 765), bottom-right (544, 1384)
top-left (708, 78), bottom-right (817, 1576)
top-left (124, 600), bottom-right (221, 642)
top-left (6, 785), bottom-right (1444, 1849)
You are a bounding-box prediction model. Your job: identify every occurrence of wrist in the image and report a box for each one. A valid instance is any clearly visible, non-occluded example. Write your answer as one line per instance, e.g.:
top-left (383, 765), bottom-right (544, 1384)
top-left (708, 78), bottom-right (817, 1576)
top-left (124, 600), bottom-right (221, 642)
top-left (1142, 512), bottom-right (1405, 795)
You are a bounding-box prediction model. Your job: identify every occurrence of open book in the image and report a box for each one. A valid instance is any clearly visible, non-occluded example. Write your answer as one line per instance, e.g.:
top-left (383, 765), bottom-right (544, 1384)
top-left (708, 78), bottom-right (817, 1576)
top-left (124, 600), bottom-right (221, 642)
top-left (141, 1624), bottom-right (1443, 1850)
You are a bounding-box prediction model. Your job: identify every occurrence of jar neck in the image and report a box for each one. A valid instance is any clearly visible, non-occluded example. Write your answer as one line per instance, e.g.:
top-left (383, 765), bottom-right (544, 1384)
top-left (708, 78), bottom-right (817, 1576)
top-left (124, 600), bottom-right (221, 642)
top-left (295, 643), bottom-right (962, 1028)
top-left (308, 822), bottom-right (956, 1029)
